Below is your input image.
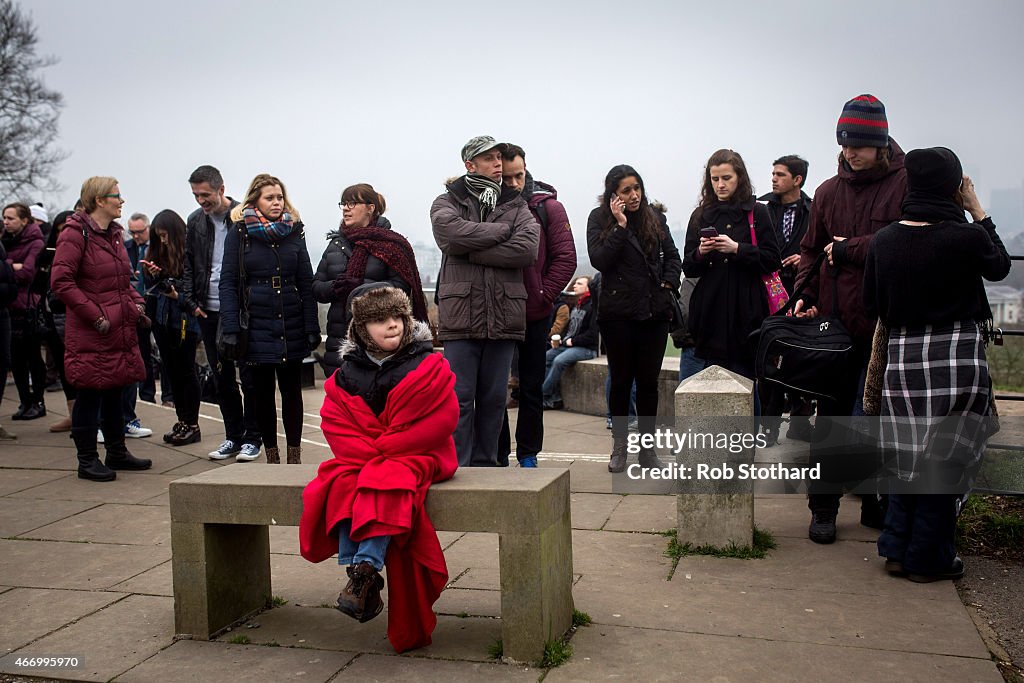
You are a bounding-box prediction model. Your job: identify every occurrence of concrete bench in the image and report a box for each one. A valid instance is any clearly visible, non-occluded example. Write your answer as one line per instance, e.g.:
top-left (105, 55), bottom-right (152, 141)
top-left (561, 355), bottom-right (681, 420)
top-left (169, 465), bottom-right (574, 664)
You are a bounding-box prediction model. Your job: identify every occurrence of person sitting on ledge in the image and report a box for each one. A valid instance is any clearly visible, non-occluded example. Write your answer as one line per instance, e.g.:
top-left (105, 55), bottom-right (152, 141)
top-left (299, 284), bottom-right (458, 652)
top-left (543, 275), bottom-right (598, 410)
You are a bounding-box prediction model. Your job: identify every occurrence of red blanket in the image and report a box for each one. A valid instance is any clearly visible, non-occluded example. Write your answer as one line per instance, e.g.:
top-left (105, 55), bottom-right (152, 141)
top-left (299, 352), bottom-right (458, 652)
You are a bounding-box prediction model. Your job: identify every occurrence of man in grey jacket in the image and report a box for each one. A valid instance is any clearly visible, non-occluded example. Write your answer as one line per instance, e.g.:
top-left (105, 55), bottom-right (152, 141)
top-left (431, 136), bottom-right (539, 467)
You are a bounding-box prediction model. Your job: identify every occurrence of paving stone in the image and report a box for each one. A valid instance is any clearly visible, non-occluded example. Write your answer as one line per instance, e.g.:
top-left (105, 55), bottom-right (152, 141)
top-left (338, 652), bottom-right (539, 681)
top-left (269, 553), bottom-right (354, 608)
top-left (269, 524), bottom-right (301, 555)
top-left (8, 473), bottom-right (181, 504)
top-left (0, 588), bottom-right (123, 653)
top-left (569, 493), bottom-right (622, 530)
top-left (28, 503), bottom-right (171, 546)
top-left (546, 623), bottom-right (1001, 683)
top-left (674, 534), bottom-right (952, 599)
top-left (450, 567), bottom-right (500, 590)
top-left (755, 493), bottom-right (881, 542)
top-left (433, 587), bottom-right (502, 618)
top-left (565, 460), bottom-right (614, 494)
top-left (137, 491), bottom-right (169, 507)
top-left (158, 458), bottom-right (221, 478)
top-left (441, 532), bottom-right (499, 570)
top-left (436, 531), bottom-right (464, 549)
top-left (570, 529), bottom-right (673, 580)
top-left (0, 469), bottom-right (71, 496)
top-left (0, 447), bottom-right (75, 470)
top-left (0, 595), bottom-right (173, 682)
top-left (235, 604), bottom-right (503, 662)
top-left (603, 494), bottom-right (676, 533)
top-left (114, 639), bottom-right (355, 682)
top-left (110, 560), bottom-right (172, 597)
top-left (0, 498), bottom-right (97, 537)
top-left (111, 443), bottom-right (196, 475)
top-left (571, 573), bottom-right (991, 659)
top-left (0, 539), bottom-right (170, 590)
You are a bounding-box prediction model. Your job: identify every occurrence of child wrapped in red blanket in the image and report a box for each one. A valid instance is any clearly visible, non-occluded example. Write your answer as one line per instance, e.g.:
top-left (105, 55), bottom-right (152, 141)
top-left (299, 283), bottom-right (458, 652)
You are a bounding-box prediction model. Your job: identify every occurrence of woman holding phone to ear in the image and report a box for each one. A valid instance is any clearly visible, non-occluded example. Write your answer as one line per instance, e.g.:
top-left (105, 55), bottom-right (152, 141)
top-left (683, 149), bottom-right (781, 381)
top-left (587, 164), bottom-right (682, 474)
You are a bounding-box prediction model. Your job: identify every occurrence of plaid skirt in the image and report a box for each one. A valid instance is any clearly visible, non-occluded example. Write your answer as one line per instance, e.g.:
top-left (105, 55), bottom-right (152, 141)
top-left (881, 320), bottom-right (991, 484)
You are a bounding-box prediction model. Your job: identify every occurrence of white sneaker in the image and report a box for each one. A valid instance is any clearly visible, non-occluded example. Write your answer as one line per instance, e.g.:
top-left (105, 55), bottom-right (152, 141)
top-left (235, 443), bottom-right (261, 462)
top-left (208, 440), bottom-right (241, 460)
top-left (97, 429), bottom-right (104, 444)
top-left (125, 419), bottom-right (153, 438)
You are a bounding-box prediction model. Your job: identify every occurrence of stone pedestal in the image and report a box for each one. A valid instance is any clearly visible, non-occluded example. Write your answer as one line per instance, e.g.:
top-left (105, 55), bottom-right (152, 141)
top-left (674, 365), bottom-right (755, 547)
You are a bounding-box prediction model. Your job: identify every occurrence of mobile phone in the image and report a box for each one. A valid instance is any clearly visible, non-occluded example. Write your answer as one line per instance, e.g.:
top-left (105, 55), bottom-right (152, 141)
top-left (700, 227), bottom-right (719, 239)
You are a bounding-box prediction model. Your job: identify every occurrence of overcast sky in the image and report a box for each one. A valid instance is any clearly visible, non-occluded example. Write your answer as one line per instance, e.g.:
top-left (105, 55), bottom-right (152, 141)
top-left (21, 0), bottom-right (1024, 271)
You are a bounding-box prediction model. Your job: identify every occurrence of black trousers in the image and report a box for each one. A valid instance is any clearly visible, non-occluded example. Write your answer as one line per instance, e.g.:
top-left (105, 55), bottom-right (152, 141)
top-left (10, 312), bottom-right (46, 406)
top-left (137, 327), bottom-right (158, 402)
top-left (498, 317), bottom-right (548, 464)
top-left (72, 386), bottom-right (125, 433)
top-left (153, 326), bottom-right (201, 425)
top-left (45, 328), bottom-right (77, 401)
top-left (0, 310), bottom-right (9, 405)
top-left (600, 319), bottom-right (669, 441)
top-left (242, 361), bottom-right (304, 449)
top-left (198, 311), bottom-right (259, 444)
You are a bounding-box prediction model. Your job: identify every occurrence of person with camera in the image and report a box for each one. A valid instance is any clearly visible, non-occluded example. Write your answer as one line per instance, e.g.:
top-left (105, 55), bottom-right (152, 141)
top-left (140, 210), bottom-right (202, 447)
top-left (51, 177), bottom-right (152, 482)
top-left (218, 174), bottom-right (319, 465)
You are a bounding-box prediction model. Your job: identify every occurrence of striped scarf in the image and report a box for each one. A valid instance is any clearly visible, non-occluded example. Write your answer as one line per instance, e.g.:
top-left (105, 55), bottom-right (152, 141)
top-left (463, 173), bottom-right (501, 217)
top-left (243, 206), bottom-right (295, 243)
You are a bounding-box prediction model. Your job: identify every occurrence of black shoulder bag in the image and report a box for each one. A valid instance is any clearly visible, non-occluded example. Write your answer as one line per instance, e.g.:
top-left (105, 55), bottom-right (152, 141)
top-left (625, 230), bottom-right (686, 333)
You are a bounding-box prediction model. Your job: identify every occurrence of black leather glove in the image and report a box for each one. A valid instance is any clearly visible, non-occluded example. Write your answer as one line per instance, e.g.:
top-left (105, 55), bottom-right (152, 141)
top-left (307, 332), bottom-right (321, 355)
top-left (218, 333), bottom-right (241, 361)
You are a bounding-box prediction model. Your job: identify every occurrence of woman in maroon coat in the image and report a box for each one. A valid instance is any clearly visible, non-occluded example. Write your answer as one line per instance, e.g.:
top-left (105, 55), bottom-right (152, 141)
top-left (51, 177), bottom-right (151, 482)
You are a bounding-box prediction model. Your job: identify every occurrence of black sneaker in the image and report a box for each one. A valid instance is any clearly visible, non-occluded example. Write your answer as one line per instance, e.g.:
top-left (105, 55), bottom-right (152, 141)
top-left (786, 416), bottom-right (815, 442)
top-left (908, 556), bottom-right (965, 583)
top-left (808, 511), bottom-right (837, 544)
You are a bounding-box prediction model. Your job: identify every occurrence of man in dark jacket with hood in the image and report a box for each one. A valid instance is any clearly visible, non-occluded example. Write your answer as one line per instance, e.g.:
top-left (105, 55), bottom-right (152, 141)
top-left (496, 143), bottom-right (576, 468)
top-left (793, 94), bottom-right (908, 544)
top-left (430, 135), bottom-right (539, 467)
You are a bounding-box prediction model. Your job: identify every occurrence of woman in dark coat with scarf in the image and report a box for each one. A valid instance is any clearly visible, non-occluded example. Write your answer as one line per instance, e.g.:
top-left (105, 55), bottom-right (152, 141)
top-left (311, 183), bottom-right (427, 379)
top-left (51, 177), bottom-right (151, 481)
top-left (219, 173), bottom-right (319, 465)
top-left (865, 147), bottom-right (1009, 583)
top-left (2, 202), bottom-right (47, 420)
top-left (683, 149), bottom-right (781, 379)
top-left (587, 164), bottom-right (682, 474)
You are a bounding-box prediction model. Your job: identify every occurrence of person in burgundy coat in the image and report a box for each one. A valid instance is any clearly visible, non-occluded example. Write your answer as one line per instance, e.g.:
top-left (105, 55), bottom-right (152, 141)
top-left (51, 177), bottom-right (151, 482)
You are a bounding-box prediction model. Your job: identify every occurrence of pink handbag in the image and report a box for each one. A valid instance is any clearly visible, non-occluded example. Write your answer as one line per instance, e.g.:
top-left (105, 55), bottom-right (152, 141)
top-left (747, 209), bottom-right (789, 314)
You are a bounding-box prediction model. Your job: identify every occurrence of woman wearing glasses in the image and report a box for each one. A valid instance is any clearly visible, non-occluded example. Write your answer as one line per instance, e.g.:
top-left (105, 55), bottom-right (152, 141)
top-left (218, 173), bottom-right (319, 465)
top-left (51, 178), bottom-right (152, 482)
top-left (311, 183), bottom-right (428, 379)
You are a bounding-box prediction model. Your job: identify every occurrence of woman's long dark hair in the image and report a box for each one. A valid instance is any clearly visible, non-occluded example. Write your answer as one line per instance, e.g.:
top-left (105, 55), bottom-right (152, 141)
top-left (147, 209), bottom-right (187, 278)
top-left (698, 149), bottom-right (753, 214)
top-left (596, 164), bottom-right (664, 253)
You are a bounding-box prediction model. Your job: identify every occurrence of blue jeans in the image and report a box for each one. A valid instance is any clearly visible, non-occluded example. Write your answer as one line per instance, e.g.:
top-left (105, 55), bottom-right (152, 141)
top-left (543, 346), bottom-right (595, 403)
top-left (677, 348), bottom-right (706, 383)
top-left (335, 519), bottom-right (390, 571)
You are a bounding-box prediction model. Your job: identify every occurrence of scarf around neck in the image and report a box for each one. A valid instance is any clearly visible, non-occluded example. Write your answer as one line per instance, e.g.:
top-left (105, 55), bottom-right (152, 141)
top-left (243, 206), bottom-right (296, 242)
top-left (900, 193), bottom-right (967, 224)
top-left (463, 173), bottom-right (501, 216)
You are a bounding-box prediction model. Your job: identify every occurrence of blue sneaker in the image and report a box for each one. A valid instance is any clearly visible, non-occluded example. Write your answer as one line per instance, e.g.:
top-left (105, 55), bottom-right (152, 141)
top-left (519, 457), bottom-right (538, 468)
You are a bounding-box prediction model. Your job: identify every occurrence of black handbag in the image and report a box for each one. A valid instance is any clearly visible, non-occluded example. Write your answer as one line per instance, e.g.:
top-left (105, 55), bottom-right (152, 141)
top-left (752, 254), bottom-right (855, 403)
top-left (626, 231), bottom-right (686, 333)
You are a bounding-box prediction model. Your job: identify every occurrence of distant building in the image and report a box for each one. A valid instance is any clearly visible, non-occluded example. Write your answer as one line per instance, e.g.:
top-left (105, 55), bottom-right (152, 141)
top-left (412, 241), bottom-right (442, 287)
top-left (990, 184), bottom-right (1023, 235)
top-left (986, 285), bottom-right (1023, 326)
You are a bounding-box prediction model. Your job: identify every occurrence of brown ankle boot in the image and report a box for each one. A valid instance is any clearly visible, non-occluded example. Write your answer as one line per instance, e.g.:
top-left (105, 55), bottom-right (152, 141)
top-left (287, 446), bottom-right (301, 464)
top-left (335, 561), bottom-right (384, 622)
top-left (265, 447), bottom-right (280, 464)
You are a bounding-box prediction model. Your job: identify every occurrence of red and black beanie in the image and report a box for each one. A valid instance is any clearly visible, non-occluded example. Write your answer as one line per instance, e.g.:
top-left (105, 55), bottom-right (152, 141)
top-left (836, 94), bottom-right (889, 148)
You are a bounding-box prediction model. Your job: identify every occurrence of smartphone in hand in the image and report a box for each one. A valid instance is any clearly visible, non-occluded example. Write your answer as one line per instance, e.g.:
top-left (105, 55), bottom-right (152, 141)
top-left (700, 227), bottom-right (719, 239)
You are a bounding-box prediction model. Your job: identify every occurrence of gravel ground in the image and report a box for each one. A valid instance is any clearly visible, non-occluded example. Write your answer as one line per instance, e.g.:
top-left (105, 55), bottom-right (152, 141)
top-left (958, 556), bottom-right (1024, 681)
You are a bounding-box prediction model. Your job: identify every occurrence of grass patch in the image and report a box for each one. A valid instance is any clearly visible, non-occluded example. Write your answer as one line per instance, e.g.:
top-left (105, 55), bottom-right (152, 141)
top-left (456, 611), bottom-right (469, 619)
top-left (228, 634), bottom-right (251, 645)
top-left (572, 609), bottom-right (592, 627)
top-left (665, 526), bottom-right (777, 560)
top-left (541, 638), bottom-right (573, 668)
top-left (264, 641), bottom-right (280, 647)
top-left (958, 494), bottom-right (1024, 561)
top-left (271, 596), bottom-right (288, 607)
top-left (486, 638), bottom-right (503, 660)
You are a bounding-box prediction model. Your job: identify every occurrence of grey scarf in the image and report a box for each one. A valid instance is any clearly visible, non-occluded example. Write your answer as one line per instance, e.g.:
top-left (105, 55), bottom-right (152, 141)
top-left (463, 173), bottom-right (501, 216)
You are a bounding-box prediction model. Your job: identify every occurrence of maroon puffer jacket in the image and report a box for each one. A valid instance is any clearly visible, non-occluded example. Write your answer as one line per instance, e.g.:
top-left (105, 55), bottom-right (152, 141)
top-left (795, 139), bottom-right (908, 342)
top-left (524, 180), bottom-right (577, 322)
top-left (4, 222), bottom-right (45, 311)
top-left (51, 212), bottom-right (145, 389)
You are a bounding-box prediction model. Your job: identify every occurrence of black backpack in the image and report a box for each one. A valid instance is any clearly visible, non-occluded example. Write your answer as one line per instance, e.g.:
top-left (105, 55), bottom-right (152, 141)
top-left (752, 254), bottom-right (855, 403)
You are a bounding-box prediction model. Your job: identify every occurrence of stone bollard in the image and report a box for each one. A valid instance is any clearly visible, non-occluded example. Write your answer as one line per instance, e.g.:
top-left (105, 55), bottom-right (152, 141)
top-left (674, 365), bottom-right (754, 547)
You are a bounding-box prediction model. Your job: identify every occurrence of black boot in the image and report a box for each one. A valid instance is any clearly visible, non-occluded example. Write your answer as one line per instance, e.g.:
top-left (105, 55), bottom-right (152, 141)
top-left (102, 422), bottom-right (152, 471)
top-left (638, 446), bottom-right (665, 469)
top-left (72, 429), bottom-right (116, 482)
top-left (608, 437), bottom-right (627, 473)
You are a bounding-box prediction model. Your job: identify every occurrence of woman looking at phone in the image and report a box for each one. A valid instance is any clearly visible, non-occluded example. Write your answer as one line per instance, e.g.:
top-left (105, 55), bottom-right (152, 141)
top-left (140, 210), bottom-right (202, 447)
top-left (587, 164), bottom-right (682, 473)
top-left (683, 149), bottom-right (781, 379)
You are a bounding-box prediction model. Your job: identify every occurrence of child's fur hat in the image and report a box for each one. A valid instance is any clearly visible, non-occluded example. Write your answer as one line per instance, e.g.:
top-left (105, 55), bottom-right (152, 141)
top-left (347, 283), bottom-right (414, 357)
